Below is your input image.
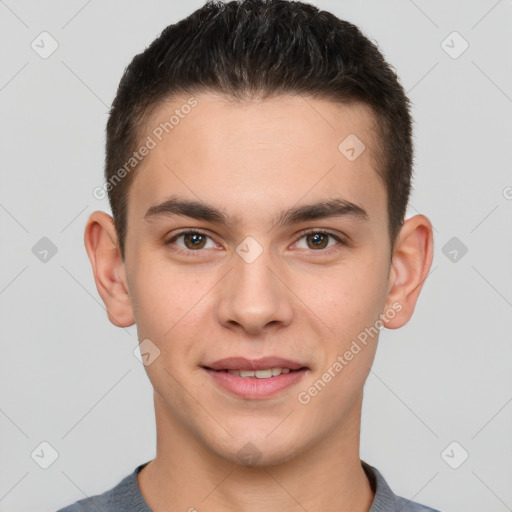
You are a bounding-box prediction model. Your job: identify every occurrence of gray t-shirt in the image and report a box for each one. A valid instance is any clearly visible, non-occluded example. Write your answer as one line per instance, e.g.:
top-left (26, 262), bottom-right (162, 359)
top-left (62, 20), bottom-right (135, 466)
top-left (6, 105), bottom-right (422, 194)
top-left (56, 460), bottom-right (441, 512)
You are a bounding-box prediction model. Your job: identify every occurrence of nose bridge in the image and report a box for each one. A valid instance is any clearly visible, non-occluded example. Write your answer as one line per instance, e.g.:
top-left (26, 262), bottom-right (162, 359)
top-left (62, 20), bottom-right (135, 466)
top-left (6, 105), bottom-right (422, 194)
top-left (217, 240), bottom-right (293, 333)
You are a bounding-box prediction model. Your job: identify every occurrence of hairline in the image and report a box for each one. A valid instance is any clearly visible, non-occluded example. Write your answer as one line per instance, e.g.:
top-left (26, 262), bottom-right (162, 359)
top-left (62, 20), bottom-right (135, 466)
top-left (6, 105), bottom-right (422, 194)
top-left (117, 88), bottom-right (397, 259)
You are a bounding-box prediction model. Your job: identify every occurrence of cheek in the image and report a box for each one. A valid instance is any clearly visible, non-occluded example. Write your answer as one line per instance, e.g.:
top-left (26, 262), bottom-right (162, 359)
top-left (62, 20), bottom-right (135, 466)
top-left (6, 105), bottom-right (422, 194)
top-left (294, 257), bottom-right (389, 340)
top-left (127, 254), bottom-right (215, 350)
top-left (295, 264), bottom-right (387, 412)
top-left (127, 255), bottom-right (181, 337)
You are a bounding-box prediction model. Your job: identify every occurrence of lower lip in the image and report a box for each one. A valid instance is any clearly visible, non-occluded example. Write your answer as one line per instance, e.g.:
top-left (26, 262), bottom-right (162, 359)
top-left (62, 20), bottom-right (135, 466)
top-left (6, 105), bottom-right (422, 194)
top-left (203, 368), bottom-right (308, 399)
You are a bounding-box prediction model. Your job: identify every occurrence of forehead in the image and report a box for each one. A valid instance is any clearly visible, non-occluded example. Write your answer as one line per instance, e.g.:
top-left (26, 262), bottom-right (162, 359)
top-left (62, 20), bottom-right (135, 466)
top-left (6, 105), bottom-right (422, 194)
top-left (128, 92), bottom-right (386, 227)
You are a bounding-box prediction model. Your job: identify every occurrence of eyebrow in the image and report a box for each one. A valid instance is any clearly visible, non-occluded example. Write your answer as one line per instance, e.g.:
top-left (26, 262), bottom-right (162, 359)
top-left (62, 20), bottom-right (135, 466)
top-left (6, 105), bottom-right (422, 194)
top-left (144, 195), bottom-right (369, 228)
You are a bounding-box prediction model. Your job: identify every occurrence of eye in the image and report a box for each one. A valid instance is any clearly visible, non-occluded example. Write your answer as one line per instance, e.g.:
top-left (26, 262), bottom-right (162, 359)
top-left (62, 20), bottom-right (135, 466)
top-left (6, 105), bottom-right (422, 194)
top-left (294, 229), bottom-right (344, 252)
top-left (164, 228), bottom-right (345, 256)
top-left (165, 230), bottom-right (218, 255)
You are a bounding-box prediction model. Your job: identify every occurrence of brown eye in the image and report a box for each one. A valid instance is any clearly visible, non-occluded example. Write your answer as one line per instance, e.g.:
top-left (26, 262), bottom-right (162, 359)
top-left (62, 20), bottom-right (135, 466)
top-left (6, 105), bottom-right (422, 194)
top-left (295, 230), bottom-right (344, 252)
top-left (305, 232), bottom-right (329, 249)
top-left (165, 230), bottom-right (217, 255)
top-left (182, 232), bottom-right (207, 250)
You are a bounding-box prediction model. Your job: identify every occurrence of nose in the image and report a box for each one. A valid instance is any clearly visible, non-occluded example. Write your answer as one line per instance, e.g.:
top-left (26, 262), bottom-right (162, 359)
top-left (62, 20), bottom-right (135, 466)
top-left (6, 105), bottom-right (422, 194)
top-left (216, 246), bottom-right (294, 336)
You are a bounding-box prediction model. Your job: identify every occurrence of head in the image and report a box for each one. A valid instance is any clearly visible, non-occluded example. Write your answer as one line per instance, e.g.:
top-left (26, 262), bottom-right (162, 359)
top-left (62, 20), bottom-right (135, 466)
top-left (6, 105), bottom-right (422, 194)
top-left (85, 0), bottom-right (433, 467)
top-left (104, 0), bottom-right (414, 257)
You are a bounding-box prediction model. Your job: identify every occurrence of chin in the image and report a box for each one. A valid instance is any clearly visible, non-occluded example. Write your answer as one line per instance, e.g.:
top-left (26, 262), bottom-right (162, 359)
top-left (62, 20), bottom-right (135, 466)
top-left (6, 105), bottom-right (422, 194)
top-left (212, 434), bottom-right (303, 468)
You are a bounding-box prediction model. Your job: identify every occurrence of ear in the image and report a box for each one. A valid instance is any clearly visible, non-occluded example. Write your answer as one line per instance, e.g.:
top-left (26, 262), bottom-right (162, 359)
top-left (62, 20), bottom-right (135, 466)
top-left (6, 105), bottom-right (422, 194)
top-left (83, 211), bottom-right (135, 328)
top-left (383, 214), bottom-right (434, 329)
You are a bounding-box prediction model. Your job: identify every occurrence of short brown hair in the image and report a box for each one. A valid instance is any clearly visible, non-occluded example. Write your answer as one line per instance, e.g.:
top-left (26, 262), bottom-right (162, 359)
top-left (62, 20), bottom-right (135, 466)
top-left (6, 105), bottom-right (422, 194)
top-left (105, 0), bottom-right (413, 258)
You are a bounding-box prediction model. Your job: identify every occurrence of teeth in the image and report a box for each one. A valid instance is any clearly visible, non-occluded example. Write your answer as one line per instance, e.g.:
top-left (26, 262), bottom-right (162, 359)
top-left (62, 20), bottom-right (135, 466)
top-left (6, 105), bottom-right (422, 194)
top-left (226, 367), bottom-right (292, 378)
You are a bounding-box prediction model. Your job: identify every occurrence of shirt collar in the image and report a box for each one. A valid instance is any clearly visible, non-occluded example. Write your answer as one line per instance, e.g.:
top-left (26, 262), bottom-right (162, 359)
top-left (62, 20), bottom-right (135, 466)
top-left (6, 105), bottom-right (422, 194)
top-left (131, 460), bottom-right (400, 511)
top-left (362, 460), bottom-right (398, 511)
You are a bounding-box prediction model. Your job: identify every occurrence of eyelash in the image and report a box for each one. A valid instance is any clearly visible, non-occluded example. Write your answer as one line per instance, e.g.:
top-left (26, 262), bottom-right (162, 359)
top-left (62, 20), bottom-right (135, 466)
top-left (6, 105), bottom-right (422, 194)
top-left (164, 228), bottom-right (345, 257)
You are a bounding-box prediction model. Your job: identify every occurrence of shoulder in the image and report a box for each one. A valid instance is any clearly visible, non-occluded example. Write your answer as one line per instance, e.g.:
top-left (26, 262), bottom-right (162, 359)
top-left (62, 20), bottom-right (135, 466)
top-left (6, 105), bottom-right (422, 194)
top-left (362, 460), bottom-right (442, 512)
top-left (55, 491), bottom-right (116, 512)
top-left (55, 479), bottom-right (125, 512)
top-left (394, 495), bottom-right (442, 512)
top-left (54, 462), bottom-right (151, 512)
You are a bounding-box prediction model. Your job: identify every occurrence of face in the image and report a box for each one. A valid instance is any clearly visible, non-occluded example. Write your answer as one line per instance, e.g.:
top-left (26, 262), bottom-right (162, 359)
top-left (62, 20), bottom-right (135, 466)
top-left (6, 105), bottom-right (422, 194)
top-left (121, 93), bottom-right (396, 465)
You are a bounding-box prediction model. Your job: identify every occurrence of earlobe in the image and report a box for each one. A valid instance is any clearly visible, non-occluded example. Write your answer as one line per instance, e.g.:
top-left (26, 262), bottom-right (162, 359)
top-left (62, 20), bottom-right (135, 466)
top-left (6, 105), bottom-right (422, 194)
top-left (84, 211), bottom-right (135, 328)
top-left (383, 214), bottom-right (434, 329)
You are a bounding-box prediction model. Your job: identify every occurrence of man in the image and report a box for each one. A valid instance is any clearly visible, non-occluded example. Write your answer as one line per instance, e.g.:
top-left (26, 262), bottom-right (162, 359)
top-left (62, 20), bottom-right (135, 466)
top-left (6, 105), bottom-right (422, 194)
top-left (57, 0), bottom-right (438, 510)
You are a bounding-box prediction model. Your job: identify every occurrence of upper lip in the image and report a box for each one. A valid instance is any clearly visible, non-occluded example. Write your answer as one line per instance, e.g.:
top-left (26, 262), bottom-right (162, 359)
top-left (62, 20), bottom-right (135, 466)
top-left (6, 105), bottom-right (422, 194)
top-left (203, 357), bottom-right (307, 371)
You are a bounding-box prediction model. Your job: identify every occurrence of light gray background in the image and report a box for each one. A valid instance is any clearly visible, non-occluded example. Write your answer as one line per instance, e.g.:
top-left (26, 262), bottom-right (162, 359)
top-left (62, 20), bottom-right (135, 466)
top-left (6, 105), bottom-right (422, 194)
top-left (1, 1), bottom-right (511, 511)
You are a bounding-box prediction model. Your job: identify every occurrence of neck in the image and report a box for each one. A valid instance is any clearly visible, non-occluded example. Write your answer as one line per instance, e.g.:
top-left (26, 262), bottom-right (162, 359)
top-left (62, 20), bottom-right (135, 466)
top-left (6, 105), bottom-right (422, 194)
top-left (138, 392), bottom-right (374, 512)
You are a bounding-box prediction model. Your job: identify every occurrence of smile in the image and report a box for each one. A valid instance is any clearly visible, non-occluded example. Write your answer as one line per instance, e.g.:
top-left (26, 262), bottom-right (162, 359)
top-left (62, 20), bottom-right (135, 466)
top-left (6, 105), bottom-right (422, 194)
top-left (202, 366), bottom-right (308, 399)
top-left (213, 367), bottom-right (292, 378)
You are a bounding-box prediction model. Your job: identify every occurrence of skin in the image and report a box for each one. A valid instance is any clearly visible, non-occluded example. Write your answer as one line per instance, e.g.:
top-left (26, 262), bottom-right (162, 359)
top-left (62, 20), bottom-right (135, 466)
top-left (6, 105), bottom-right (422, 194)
top-left (84, 92), bottom-right (433, 512)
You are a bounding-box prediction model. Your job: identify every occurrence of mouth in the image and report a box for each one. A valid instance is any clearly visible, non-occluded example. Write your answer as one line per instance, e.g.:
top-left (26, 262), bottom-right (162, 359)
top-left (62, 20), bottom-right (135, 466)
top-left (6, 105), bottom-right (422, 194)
top-left (202, 367), bottom-right (306, 378)
top-left (201, 356), bottom-right (309, 399)
top-left (202, 356), bottom-right (308, 372)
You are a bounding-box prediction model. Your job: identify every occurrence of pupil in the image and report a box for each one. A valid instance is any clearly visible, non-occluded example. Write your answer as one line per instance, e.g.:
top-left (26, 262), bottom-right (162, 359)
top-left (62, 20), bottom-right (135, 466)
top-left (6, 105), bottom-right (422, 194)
top-left (309, 233), bottom-right (327, 249)
top-left (185, 233), bottom-right (206, 249)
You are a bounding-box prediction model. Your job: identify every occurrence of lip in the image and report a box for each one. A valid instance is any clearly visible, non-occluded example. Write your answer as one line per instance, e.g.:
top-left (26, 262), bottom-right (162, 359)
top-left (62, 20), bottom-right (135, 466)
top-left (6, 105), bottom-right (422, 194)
top-left (203, 367), bottom-right (308, 400)
top-left (203, 356), bottom-right (307, 371)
